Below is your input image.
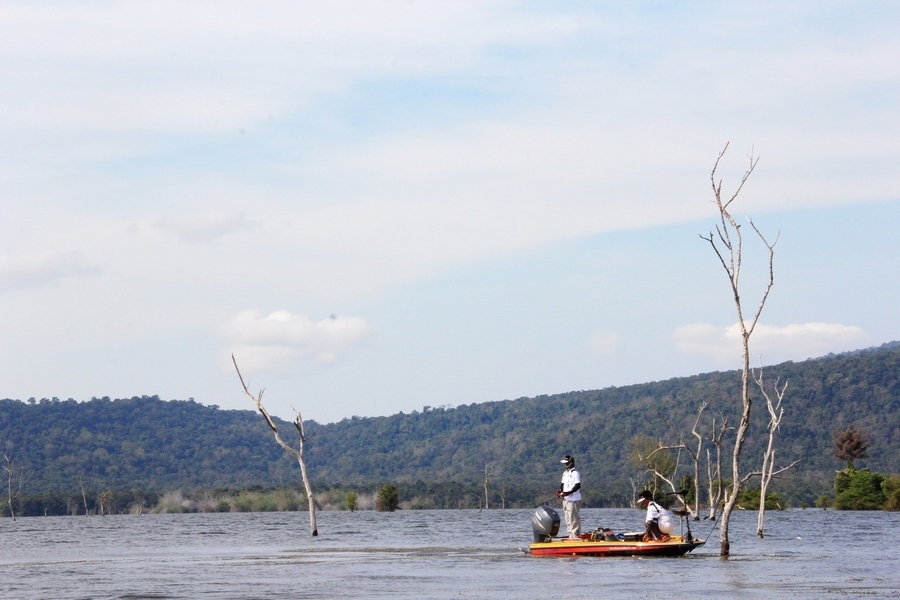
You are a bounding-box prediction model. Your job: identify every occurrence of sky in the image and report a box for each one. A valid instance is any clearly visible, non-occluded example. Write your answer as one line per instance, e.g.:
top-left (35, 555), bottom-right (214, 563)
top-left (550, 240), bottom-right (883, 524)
top-left (1, 2), bottom-right (899, 424)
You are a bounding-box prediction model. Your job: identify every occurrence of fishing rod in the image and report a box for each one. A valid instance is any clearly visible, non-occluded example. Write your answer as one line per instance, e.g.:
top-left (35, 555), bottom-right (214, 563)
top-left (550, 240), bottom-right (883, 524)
top-left (702, 515), bottom-right (722, 541)
top-left (514, 498), bottom-right (558, 516)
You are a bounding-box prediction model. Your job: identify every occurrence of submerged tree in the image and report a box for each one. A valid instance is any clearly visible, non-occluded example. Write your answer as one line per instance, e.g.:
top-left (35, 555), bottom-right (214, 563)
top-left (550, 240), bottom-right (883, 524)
top-left (345, 490), bottom-right (358, 512)
top-left (700, 143), bottom-right (778, 556)
top-left (3, 453), bottom-right (22, 520)
top-left (687, 401), bottom-right (711, 519)
top-left (483, 463), bottom-right (490, 510)
top-left (752, 364), bottom-right (801, 537)
top-left (233, 355), bottom-right (318, 536)
top-left (630, 434), bottom-right (677, 495)
top-left (377, 484), bottom-right (399, 512)
top-left (703, 413), bottom-right (730, 521)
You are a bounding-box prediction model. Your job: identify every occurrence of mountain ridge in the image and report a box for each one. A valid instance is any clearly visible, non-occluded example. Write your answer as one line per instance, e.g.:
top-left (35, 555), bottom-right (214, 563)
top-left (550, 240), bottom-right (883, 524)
top-left (2, 342), bottom-right (898, 505)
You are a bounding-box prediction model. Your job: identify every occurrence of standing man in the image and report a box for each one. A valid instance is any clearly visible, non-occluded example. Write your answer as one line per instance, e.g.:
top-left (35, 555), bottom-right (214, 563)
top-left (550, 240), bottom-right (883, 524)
top-left (557, 455), bottom-right (582, 539)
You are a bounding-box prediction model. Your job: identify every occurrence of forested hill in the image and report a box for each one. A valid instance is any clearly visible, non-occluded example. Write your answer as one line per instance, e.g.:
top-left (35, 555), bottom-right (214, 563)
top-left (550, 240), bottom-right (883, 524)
top-left (2, 342), bottom-right (898, 502)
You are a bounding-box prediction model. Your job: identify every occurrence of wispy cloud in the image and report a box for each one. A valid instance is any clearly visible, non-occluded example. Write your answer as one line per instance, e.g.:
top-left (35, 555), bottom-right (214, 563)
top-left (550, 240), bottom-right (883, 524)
top-left (587, 329), bottom-right (620, 358)
top-left (673, 322), bottom-right (872, 365)
top-left (0, 251), bottom-right (100, 293)
top-left (221, 309), bottom-right (372, 372)
top-left (155, 211), bottom-right (258, 242)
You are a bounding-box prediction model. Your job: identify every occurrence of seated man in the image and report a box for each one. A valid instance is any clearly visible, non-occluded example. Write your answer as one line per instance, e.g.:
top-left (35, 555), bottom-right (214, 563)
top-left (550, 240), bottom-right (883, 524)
top-left (637, 490), bottom-right (670, 542)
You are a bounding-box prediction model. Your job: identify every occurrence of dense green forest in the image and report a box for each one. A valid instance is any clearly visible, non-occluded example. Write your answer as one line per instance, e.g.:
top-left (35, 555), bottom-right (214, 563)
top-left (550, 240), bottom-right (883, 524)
top-left (2, 342), bottom-right (898, 514)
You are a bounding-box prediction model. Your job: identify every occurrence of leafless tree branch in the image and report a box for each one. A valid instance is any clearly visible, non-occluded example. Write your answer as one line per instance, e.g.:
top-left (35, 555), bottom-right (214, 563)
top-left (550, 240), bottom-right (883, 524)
top-left (232, 354), bottom-right (319, 536)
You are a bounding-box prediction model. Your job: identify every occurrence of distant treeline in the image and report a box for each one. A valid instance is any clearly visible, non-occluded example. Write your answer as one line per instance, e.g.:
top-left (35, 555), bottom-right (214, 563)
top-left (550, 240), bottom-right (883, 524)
top-left (2, 342), bottom-right (899, 513)
top-left (2, 482), bottom-right (566, 517)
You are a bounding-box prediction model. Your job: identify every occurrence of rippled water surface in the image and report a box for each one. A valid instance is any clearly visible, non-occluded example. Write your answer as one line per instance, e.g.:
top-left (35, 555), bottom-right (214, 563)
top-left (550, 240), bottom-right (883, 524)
top-left (2, 508), bottom-right (899, 599)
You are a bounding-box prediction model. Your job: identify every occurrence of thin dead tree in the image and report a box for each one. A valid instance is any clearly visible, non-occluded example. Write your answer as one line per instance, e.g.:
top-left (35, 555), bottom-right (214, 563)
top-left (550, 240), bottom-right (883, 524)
top-left (700, 142), bottom-right (778, 556)
top-left (79, 473), bottom-right (90, 516)
top-left (233, 354), bottom-right (318, 536)
top-left (704, 415), bottom-right (731, 520)
top-left (687, 401), bottom-right (711, 519)
top-left (636, 444), bottom-right (693, 514)
top-left (652, 406), bottom-right (703, 518)
top-left (631, 434), bottom-right (676, 496)
top-left (654, 401), bottom-right (729, 519)
top-left (3, 454), bottom-right (21, 520)
top-left (483, 463), bottom-right (490, 510)
top-left (752, 363), bottom-right (801, 537)
top-left (628, 477), bottom-right (640, 508)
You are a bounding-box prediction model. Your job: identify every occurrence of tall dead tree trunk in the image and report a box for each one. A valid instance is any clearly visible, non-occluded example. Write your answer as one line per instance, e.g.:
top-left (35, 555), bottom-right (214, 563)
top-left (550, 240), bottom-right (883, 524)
top-left (700, 143), bottom-right (777, 556)
top-left (233, 355), bottom-right (318, 536)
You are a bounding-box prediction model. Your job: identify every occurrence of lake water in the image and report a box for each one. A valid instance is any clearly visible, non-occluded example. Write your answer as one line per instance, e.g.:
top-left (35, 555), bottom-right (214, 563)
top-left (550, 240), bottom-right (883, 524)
top-left (2, 508), bottom-right (899, 599)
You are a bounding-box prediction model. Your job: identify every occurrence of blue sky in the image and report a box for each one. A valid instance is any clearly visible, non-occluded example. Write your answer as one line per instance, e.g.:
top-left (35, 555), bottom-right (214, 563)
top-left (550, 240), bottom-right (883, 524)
top-left (1, 2), bottom-right (898, 423)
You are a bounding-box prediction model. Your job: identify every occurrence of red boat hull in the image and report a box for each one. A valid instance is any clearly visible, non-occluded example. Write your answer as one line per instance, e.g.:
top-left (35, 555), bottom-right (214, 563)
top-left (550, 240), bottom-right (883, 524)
top-left (529, 535), bottom-right (704, 557)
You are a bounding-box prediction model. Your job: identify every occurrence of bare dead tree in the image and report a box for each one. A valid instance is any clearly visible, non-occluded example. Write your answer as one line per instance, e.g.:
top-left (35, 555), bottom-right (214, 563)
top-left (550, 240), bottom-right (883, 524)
top-left (483, 463), bottom-right (490, 510)
top-left (79, 473), bottom-right (90, 516)
top-left (648, 401), bottom-right (733, 520)
top-left (651, 405), bottom-right (703, 518)
top-left (233, 355), bottom-right (318, 536)
top-left (635, 443), bottom-right (695, 515)
top-left (654, 402), bottom-right (731, 521)
top-left (705, 449), bottom-right (718, 519)
top-left (686, 401), bottom-right (711, 518)
top-left (751, 362), bottom-right (801, 537)
top-left (630, 434), bottom-right (676, 495)
top-left (704, 415), bottom-right (731, 520)
top-left (3, 454), bottom-right (22, 520)
top-left (700, 142), bottom-right (778, 556)
top-left (628, 477), bottom-right (640, 508)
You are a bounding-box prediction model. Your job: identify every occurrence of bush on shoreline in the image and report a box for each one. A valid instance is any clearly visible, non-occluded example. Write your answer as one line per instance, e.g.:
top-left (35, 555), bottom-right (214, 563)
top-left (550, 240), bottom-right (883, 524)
top-left (5, 474), bottom-right (898, 517)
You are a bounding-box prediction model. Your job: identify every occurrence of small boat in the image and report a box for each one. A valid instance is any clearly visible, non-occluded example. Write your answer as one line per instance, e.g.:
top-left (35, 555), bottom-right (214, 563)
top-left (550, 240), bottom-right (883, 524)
top-left (527, 505), bottom-right (705, 557)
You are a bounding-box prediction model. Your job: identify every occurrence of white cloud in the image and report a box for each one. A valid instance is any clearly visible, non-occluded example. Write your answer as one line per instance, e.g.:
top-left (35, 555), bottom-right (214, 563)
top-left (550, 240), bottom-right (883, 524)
top-left (221, 309), bottom-right (372, 372)
top-left (155, 211), bottom-right (258, 242)
top-left (673, 322), bottom-right (873, 365)
top-left (587, 329), bottom-right (620, 357)
top-left (0, 251), bottom-right (100, 293)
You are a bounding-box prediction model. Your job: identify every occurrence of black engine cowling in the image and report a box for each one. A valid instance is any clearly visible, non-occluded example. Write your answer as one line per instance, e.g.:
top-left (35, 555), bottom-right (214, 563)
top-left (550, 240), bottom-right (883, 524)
top-left (532, 505), bottom-right (560, 542)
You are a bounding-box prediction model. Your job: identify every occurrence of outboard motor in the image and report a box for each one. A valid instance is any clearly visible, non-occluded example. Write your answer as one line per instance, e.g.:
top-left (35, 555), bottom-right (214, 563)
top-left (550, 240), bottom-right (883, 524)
top-left (532, 505), bottom-right (560, 542)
